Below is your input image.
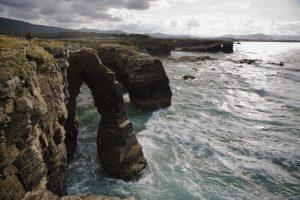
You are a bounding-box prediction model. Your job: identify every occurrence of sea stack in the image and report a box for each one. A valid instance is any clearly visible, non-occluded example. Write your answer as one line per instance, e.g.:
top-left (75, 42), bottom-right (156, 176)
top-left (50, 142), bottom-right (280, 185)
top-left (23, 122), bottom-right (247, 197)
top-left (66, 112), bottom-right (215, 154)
top-left (95, 45), bottom-right (172, 111)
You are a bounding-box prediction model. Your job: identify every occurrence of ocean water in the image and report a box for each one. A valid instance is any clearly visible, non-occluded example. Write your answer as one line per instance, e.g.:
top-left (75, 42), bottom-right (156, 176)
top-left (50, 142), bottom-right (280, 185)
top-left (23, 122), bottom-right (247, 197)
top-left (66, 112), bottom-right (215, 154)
top-left (67, 42), bottom-right (300, 200)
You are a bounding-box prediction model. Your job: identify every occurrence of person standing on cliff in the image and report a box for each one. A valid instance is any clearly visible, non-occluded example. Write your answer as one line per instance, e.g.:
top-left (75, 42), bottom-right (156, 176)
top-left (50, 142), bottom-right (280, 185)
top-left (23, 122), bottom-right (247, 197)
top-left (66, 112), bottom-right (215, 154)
top-left (24, 31), bottom-right (32, 40)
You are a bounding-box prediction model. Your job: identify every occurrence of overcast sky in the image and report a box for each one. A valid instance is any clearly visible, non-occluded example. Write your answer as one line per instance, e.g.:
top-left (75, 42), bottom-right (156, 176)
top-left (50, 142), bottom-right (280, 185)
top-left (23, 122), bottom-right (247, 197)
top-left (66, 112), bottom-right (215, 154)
top-left (0, 0), bottom-right (300, 36)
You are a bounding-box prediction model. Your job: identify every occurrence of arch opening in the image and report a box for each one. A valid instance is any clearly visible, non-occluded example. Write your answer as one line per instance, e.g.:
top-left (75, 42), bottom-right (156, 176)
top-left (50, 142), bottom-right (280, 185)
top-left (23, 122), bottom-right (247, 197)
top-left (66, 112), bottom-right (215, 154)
top-left (64, 49), bottom-right (147, 181)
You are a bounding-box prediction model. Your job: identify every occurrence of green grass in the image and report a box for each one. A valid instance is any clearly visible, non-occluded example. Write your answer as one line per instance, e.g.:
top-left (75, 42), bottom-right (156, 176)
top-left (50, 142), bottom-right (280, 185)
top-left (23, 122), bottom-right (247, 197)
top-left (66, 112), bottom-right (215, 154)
top-left (33, 39), bottom-right (64, 55)
top-left (26, 45), bottom-right (53, 65)
top-left (0, 35), bottom-right (28, 49)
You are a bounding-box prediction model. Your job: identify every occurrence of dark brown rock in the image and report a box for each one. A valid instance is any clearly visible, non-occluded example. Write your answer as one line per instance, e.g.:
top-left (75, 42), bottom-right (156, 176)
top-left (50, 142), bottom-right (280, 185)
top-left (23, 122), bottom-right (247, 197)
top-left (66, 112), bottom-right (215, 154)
top-left (178, 43), bottom-right (223, 52)
top-left (95, 45), bottom-right (172, 111)
top-left (0, 44), bottom-right (69, 199)
top-left (66, 49), bottom-right (147, 180)
top-left (146, 43), bottom-right (171, 57)
top-left (222, 42), bottom-right (234, 53)
top-left (169, 39), bottom-right (234, 53)
top-left (0, 38), bottom-right (145, 200)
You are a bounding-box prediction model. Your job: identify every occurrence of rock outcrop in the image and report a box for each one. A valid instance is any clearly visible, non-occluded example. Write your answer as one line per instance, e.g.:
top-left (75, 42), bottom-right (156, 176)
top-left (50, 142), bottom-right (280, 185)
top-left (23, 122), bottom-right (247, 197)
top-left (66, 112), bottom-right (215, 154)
top-left (168, 39), bottom-right (234, 53)
top-left (0, 37), bottom-right (148, 199)
top-left (222, 42), bottom-right (234, 53)
top-left (146, 43), bottom-right (171, 57)
top-left (0, 43), bottom-right (69, 199)
top-left (95, 45), bottom-right (172, 111)
top-left (66, 49), bottom-right (147, 180)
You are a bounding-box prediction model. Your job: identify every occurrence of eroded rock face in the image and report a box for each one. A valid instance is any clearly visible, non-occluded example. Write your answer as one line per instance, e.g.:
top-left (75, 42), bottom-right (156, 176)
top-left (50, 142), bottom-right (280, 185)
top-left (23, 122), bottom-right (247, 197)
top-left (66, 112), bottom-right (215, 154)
top-left (0, 40), bottom-right (146, 199)
top-left (66, 49), bottom-right (147, 180)
top-left (95, 45), bottom-right (172, 111)
top-left (0, 46), bottom-right (69, 199)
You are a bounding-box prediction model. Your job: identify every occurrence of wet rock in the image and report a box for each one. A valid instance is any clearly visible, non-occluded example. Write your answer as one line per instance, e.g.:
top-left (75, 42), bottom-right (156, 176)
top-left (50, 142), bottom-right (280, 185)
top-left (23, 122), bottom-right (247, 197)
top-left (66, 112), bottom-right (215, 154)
top-left (183, 75), bottom-right (196, 80)
top-left (95, 45), bottom-right (172, 111)
top-left (268, 61), bottom-right (284, 66)
top-left (222, 42), bottom-right (234, 53)
top-left (227, 58), bottom-right (259, 65)
top-left (240, 59), bottom-right (256, 64)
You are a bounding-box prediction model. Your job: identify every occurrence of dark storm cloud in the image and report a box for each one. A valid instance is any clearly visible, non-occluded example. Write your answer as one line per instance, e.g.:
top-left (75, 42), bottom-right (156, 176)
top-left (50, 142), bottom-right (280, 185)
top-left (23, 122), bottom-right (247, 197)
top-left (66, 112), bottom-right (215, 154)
top-left (0, 0), bottom-right (39, 8)
top-left (0, 0), bottom-right (156, 24)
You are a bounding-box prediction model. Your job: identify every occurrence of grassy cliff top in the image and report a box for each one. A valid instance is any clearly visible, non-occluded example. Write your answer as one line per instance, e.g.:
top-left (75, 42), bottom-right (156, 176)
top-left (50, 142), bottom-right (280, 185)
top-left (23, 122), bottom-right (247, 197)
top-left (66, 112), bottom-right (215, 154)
top-left (0, 35), bottom-right (28, 49)
top-left (0, 35), bottom-right (65, 83)
top-left (0, 35), bottom-right (64, 51)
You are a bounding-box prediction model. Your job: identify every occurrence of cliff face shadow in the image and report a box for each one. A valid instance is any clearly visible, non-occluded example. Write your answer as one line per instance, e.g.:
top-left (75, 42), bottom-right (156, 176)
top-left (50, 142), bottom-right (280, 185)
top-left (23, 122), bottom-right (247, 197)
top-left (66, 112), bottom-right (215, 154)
top-left (64, 49), bottom-right (147, 181)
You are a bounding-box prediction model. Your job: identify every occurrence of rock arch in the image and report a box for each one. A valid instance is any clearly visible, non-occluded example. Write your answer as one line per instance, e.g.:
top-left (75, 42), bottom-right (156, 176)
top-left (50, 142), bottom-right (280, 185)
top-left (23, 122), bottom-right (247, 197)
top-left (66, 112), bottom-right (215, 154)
top-left (64, 49), bottom-right (147, 180)
top-left (95, 45), bottom-right (172, 111)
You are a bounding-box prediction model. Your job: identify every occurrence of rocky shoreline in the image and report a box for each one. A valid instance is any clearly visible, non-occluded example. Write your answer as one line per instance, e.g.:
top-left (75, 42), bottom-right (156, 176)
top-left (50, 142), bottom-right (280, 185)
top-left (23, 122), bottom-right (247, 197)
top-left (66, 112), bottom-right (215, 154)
top-left (0, 36), bottom-right (172, 200)
top-left (0, 35), bottom-right (233, 200)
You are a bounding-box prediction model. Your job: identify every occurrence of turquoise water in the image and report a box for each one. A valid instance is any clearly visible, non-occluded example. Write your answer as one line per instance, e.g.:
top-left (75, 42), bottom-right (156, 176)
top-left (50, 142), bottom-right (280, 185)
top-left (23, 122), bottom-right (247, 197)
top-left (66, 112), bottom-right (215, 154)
top-left (67, 42), bottom-right (300, 200)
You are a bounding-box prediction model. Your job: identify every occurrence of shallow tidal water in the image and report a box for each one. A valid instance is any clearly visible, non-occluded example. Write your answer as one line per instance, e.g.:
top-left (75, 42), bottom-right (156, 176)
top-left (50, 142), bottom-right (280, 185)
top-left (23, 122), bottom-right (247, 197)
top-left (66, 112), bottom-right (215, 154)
top-left (67, 42), bottom-right (300, 200)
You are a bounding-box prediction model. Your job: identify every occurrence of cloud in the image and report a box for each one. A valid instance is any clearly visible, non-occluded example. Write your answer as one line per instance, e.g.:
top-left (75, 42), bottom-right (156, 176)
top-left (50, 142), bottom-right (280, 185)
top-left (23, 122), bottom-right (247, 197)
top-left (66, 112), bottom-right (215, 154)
top-left (186, 18), bottom-right (199, 28)
top-left (0, 0), bottom-right (299, 36)
top-left (278, 22), bottom-right (300, 34)
top-left (0, 0), bottom-right (156, 25)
